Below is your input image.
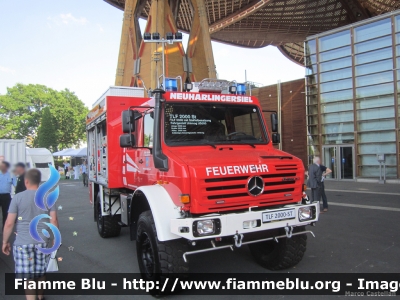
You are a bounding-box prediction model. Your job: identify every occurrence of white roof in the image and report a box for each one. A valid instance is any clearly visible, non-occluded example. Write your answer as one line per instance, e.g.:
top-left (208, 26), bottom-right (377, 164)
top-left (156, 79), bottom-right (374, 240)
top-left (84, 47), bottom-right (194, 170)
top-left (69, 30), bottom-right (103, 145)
top-left (26, 148), bottom-right (52, 156)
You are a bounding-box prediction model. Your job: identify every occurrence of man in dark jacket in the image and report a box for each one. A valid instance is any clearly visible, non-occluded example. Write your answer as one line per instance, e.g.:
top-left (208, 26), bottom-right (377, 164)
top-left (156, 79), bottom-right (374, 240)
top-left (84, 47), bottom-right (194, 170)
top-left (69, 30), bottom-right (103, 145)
top-left (307, 156), bottom-right (323, 204)
top-left (14, 163), bottom-right (26, 194)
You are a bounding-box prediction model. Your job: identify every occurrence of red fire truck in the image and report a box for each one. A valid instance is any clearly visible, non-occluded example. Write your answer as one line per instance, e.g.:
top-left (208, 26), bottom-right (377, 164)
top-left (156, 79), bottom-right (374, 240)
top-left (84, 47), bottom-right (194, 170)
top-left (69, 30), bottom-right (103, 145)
top-left (87, 80), bottom-right (319, 279)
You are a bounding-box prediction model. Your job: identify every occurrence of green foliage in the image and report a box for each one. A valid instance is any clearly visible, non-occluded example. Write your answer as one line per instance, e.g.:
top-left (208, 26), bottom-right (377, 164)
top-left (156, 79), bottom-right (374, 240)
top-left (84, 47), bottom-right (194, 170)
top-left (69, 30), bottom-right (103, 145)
top-left (0, 83), bottom-right (88, 149)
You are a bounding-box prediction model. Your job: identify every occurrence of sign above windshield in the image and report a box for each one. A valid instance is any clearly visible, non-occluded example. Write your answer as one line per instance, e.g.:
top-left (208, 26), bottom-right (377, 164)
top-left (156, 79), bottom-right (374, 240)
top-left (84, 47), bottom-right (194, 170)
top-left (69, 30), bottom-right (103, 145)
top-left (165, 92), bottom-right (255, 104)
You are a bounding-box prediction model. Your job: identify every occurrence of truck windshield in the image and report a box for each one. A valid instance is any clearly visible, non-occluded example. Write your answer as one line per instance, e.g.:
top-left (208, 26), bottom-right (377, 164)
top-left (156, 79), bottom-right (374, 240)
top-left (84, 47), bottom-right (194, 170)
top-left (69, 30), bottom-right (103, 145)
top-left (164, 103), bottom-right (268, 146)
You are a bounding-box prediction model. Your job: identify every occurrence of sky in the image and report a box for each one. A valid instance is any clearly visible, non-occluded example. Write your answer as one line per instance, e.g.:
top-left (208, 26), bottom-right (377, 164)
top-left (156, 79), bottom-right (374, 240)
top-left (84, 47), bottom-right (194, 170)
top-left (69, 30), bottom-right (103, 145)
top-left (0, 0), bottom-right (305, 108)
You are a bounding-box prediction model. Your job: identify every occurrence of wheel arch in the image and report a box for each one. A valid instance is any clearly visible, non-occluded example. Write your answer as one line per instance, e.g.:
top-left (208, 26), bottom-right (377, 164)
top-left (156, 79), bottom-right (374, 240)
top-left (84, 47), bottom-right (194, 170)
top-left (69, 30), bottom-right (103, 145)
top-left (130, 185), bottom-right (182, 242)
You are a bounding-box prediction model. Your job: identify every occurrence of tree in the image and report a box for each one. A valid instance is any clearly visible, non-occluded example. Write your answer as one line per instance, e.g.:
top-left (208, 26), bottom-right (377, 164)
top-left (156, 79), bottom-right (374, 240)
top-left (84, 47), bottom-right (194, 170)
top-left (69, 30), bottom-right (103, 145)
top-left (0, 83), bottom-right (88, 149)
top-left (37, 107), bottom-right (57, 151)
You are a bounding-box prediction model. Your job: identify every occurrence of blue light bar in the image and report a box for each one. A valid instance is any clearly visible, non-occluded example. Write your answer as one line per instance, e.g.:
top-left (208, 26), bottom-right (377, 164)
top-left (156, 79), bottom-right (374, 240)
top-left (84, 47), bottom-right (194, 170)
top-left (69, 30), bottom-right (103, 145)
top-left (237, 83), bottom-right (246, 95)
top-left (165, 78), bottom-right (178, 91)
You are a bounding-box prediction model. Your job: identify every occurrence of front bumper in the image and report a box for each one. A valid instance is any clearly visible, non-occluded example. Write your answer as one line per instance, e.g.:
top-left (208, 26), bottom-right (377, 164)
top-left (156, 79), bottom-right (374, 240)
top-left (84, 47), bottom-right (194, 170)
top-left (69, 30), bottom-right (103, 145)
top-left (171, 203), bottom-right (319, 240)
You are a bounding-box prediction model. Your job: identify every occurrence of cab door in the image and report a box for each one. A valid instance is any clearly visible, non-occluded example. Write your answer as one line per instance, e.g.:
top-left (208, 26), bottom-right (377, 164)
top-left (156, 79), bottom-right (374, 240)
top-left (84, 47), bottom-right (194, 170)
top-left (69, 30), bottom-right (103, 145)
top-left (135, 111), bottom-right (156, 186)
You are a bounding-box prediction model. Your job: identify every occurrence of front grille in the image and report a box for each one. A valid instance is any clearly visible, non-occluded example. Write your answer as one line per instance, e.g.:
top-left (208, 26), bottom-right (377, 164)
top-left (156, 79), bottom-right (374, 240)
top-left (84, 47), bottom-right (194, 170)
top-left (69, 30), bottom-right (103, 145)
top-left (202, 172), bottom-right (298, 202)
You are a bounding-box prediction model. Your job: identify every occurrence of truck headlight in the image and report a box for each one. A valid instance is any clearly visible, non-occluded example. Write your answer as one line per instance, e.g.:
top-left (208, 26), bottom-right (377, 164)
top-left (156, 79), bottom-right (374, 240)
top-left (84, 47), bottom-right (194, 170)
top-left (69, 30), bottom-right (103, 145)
top-left (192, 219), bottom-right (221, 237)
top-left (298, 206), bottom-right (313, 221)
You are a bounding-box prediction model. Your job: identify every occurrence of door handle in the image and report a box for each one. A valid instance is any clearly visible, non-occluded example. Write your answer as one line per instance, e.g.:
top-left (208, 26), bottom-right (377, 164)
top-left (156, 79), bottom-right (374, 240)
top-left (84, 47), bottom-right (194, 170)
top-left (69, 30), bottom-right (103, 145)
top-left (138, 159), bottom-right (143, 164)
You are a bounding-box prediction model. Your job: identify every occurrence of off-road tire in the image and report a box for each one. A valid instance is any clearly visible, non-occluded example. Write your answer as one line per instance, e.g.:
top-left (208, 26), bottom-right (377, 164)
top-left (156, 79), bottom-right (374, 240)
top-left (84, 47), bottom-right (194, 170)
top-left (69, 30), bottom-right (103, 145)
top-left (248, 226), bottom-right (307, 270)
top-left (96, 194), bottom-right (121, 238)
top-left (136, 210), bottom-right (188, 282)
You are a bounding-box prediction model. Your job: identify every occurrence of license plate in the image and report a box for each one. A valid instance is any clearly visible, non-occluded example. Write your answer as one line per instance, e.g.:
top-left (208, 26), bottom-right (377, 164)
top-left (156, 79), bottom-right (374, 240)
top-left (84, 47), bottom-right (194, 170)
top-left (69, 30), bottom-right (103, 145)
top-left (262, 208), bottom-right (295, 223)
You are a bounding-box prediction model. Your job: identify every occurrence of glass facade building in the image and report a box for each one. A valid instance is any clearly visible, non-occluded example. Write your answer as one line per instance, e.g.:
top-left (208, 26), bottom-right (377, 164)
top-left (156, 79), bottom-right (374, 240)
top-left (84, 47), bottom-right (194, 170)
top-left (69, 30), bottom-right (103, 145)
top-left (305, 11), bottom-right (400, 180)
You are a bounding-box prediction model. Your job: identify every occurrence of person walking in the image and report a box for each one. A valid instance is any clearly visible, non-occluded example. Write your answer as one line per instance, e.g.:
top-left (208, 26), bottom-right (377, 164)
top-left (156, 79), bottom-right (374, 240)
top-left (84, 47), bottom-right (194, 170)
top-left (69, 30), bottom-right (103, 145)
top-left (14, 162), bottom-right (27, 194)
top-left (0, 161), bottom-right (15, 229)
top-left (81, 161), bottom-right (88, 187)
top-left (2, 168), bottom-right (59, 300)
top-left (307, 156), bottom-right (323, 205)
top-left (319, 164), bottom-right (332, 213)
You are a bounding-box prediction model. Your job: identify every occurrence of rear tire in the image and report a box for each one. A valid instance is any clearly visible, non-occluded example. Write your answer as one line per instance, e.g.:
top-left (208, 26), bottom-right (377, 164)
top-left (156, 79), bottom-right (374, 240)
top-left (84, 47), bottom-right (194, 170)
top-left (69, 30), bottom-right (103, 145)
top-left (136, 210), bottom-right (188, 282)
top-left (96, 194), bottom-right (121, 238)
top-left (248, 226), bottom-right (307, 270)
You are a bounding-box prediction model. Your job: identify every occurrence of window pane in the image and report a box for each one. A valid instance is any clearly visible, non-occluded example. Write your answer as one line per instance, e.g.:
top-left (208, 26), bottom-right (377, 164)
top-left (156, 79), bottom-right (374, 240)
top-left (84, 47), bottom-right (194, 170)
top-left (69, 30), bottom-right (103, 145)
top-left (322, 122), bottom-right (354, 134)
top-left (321, 101), bottom-right (353, 113)
top-left (356, 83), bottom-right (394, 98)
top-left (319, 46), bottom-right (351, 62)
top-left (307, 105), bottom-right (318, 115)
top-left (357, 106), bottom-right (395, 121)
top-left (322, 111), bottom-right (353, 123)
top-left (358, 131), bottom-right (396, 143)
top-left (306, 85), bottom-right (318, 95)
top-left (308, 125), bottom-right (319, 135)
top-left (305, 55), bottom-right (317, 66)
top-left (355, 59), bottom-right (393, 76)
top-left (305, 39), bottom-right (316, 55)
top-left (359, 166), bottom-right (397, 177)
top-left (320, 78), bottom-right (352, 93)
top-left (320, 68), bottom-right (352, 82)
top-left (358, 143), bottom-right (396, 154)
top-left (358, 119), bottom-right (395, 131)
top-left (320, 89), bottom-right (353, 103)
top-left (354, 18), bottom-right (392, 43)
top-left (306, 64), bottom-right (317, 75)
top-left (306, 75), bottom-right (318, 85)
top-left (355, 47), bottom-right (392, 65)
top-left (323, 133), bottom-right (354, 144)
top-left (359, 154), bottom-right (397, 166)
top-left (355, 35), bottom-right (392, 54)
top-left (307, 134), bottom-right (319, 144)
top-left (356, 95), bottom-right (394, 109)
top-left (355, 71), bottom-right (393, 87)
top-left (306, 95), bottom-right (318, 105)
top-left (395, 15), bottom-right (400, 32)
top-left (319, 30), bottom-right (351, 52)
top-left (320, 57), bottom-right (351, 72)
top-left (308, 115), bottom-right (318, 125)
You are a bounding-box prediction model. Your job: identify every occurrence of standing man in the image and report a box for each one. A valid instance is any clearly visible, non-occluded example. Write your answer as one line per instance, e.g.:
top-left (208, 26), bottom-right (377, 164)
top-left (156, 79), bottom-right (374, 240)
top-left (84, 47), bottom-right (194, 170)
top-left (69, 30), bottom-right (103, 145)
top-left (63, 160), bottom-right (70, 179)
top-left (81, 161), bottom-right (88, 187)
top-left (2, 168), bottom-right (58, 300)
top-left (14, 162), bottom-right (27, 194)
top-left (307, 156), bottom-right (323, 205)
top-left (319, 164), bottom-right (332, 213)
top-left (0, 161), bottom-right (14, 229)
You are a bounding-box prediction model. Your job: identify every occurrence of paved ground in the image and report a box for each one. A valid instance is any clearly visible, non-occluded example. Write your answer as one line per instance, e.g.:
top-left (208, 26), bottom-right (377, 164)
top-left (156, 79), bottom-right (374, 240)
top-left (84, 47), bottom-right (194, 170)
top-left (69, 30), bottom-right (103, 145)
top-left (1, 179), bottom-right (399, 300)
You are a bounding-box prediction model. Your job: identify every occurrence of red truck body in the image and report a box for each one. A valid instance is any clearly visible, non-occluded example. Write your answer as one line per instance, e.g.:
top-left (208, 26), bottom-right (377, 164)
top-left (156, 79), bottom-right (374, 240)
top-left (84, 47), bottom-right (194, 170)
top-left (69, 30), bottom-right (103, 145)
top-left (87, 92), bottom-right (304, 214)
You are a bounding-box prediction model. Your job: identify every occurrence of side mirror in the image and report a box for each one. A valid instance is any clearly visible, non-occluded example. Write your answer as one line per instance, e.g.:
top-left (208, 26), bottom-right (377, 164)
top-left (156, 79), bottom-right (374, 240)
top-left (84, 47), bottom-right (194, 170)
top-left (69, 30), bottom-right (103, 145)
top-left (272, 133), bottom-right (280, 144)
top-left (120, 134), bottom-right (136, 148)
top-left (271, 113), bottom-right (278, 133)
top-left (122, 110), bottom-right (135, 133)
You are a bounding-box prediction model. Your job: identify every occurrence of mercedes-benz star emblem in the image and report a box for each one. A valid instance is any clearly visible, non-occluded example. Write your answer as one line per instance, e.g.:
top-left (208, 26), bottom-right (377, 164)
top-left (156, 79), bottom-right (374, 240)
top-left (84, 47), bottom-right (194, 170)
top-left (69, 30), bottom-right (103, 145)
top-left (247, 176), bottom-right (265, 196)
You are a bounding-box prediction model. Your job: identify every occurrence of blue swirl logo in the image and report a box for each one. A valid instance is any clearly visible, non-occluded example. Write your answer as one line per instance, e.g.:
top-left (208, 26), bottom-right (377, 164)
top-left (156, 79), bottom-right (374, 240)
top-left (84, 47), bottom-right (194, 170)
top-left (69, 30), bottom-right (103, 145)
top-left (29, 164), bottom-right (62, 254)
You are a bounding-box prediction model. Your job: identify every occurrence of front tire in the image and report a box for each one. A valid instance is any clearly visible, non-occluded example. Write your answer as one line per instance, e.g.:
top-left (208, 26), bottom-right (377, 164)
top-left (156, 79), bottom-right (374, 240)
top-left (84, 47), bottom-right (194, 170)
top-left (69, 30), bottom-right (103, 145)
top-left (136, 210), bottom-right (188, 281)
top-left (96, 194), bottom-right (121, 238)
top-left (248, 226), bottom-right (307, 270)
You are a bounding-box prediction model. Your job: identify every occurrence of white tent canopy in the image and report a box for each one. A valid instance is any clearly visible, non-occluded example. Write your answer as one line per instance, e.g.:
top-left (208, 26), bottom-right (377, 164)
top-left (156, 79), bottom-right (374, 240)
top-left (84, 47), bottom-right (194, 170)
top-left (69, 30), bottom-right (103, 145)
top-left (53, 147), bottom-right (87, 157)
top-left (52, 148), bottom-right (75, 156)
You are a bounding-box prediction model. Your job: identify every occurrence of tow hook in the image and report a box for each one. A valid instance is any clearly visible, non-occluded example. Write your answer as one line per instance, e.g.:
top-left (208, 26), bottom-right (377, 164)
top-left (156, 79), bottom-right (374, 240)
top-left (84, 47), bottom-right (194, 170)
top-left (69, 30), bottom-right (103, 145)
top-left (284, 225), bottom-right (293, 238)
top-left (233, 232), bottom-right (244, 248)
